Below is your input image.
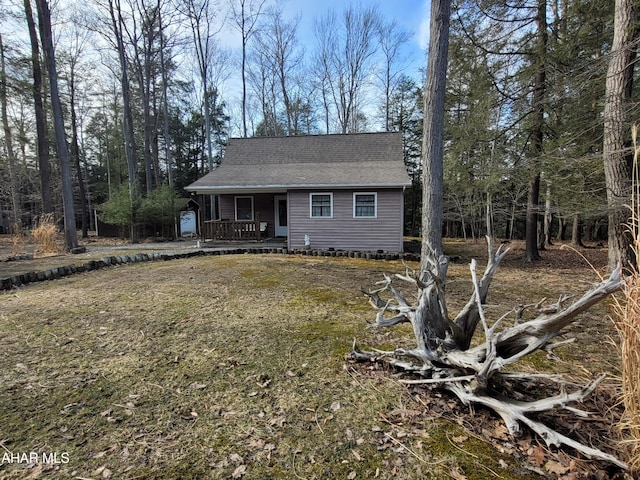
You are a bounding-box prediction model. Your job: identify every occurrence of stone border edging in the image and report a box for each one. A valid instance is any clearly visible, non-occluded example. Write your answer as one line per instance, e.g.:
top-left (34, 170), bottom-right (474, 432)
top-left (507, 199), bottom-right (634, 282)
top-left (1, 247), bottom-right (421, 291)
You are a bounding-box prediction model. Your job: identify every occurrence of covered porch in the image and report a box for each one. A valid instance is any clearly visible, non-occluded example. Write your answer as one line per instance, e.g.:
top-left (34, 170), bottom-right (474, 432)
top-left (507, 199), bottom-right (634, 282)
top-left (200, 192), bottom-right (288, 243)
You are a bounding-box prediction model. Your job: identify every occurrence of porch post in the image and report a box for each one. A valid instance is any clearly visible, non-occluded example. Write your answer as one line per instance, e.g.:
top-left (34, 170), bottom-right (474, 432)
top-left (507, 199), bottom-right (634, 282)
top-left (199, 194), bottom-right (205, 241)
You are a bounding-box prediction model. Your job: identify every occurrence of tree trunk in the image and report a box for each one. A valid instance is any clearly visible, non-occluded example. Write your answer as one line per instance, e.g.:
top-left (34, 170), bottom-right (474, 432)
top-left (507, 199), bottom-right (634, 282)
top-left (159, 10), bottom-right (173, 187)
top-left (204, 85), bottom-right (214, 170)
top-left (35, 0), bottom-right (78, 251)
top-left (525, 0), bottom-right (547, 262)
top-left (485, 191), bottom-right (494, 239)
top-left (456, 197), bottom-right (467, 240)
top-left (583, 219), bottom-right (594, 243)
top-left (109, 0), bottom-right (140, 243)
top-left (143, 91), bottom-right (154, 193)
top-left (413, 0), bottom-right (451, 352)
top-left (142, 7), bottom-right (157, 193)
top-left (556, 212), bottom-right (566, 241)
top-left (0, 34), bottom-right (22, 230)
top-left (571, 213), bottom-right (584, 246)
top-left (525, 173), bottom-right (542, 260)
top-left (184, 0), bottom-right (215, 171)
top-left (603, 0), bottom-right (635, 271)
top-left (420, 0), bottom-right (450, 265)
top-left (240, 1), bottom-right (248, 137)
top-left (543, 182), bottom-right (553, 247)
top-left (23, 0), bottom-right (53, 215)
top-left (322, 83), bottom-right (330, 134)
top-left (69, 63), bottom-right (88, 238)
top-left (508, 199), bottom-right (517, 240)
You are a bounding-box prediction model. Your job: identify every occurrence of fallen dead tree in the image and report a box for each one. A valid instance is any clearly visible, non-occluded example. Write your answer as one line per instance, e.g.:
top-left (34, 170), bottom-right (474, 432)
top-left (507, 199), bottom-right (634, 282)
top-left (350, 238), bottom-right (627, 469)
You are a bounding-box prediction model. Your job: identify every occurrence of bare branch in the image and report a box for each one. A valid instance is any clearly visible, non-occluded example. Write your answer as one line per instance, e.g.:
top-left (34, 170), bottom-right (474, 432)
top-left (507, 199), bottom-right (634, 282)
top-left (446, 377), bottom-right (627, 469)
top-left (493, 265), bottom-right (624, 358)
top-left (352, 241), bottom-right (626, 468)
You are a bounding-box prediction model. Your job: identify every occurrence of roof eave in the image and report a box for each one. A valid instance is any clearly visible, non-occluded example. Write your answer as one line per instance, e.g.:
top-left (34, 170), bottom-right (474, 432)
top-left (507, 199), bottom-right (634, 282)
top-left (185, 183), bottom-right (411, 194)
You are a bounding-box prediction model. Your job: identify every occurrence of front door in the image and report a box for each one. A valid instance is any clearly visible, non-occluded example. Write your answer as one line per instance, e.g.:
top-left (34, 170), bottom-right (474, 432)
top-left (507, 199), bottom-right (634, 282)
top-left (274, 195), bottom-right (288, 237)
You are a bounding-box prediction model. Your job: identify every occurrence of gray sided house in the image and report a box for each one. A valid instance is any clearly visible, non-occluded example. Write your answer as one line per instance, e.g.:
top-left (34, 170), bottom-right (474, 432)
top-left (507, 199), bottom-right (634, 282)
top-left (185, 132), bottom-right (411, 252)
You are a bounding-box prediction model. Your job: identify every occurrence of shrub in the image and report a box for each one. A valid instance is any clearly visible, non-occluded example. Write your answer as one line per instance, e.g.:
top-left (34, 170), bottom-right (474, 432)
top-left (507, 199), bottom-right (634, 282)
top-left (137, 184), bottom-right (186, 238)
top-left (11, 222), bottom-right (26, 255)
top-left (32, 213), bottom-right (62, 256)
top-left (612, 126), bottom-right (640, 472)
top-left (99, 184), bottom-right (185, 239)
top-left (99, 185), bottom-right (138, 230)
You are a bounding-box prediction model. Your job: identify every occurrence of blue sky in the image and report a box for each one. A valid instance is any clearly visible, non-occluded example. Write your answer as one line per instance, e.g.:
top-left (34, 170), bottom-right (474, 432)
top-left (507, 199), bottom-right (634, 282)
top-left (217, 0), bottom-right (431, 133)
top-left (220, 0), bottom-right (430, 78)
top-left (283, 0), bottom-right (431, 55)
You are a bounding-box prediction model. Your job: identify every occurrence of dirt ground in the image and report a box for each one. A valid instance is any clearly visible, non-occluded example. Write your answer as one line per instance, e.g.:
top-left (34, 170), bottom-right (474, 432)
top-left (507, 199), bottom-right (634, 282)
top-left (1, 235), bottom-right (219, 279)
top-left (1, 234), bottom-right (611, 275)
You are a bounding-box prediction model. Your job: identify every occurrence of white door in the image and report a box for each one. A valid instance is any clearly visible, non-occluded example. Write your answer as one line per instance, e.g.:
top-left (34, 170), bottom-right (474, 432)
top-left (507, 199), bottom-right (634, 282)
top-left (274, 195), bottom-right (288, 237)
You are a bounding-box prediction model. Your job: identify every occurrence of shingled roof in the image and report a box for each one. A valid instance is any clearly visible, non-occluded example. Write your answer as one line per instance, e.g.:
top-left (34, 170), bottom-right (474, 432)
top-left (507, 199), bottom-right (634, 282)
top-left (185, 132), bottom-right (411, 194)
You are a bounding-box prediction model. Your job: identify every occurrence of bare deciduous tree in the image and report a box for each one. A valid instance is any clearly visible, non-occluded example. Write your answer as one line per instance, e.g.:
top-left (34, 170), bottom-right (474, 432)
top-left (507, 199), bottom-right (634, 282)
top-left (377, 19), bottom-right (412, 132)
top-left (252, 6), bottom-right (310, 136)
top-left (314, 5), bottom-right (381, 134)
top-left (267, 8), bottom-right (298, 134)
top-left (248, 45), bottom-right (279, 136)
top-left (230, 0), bottom-right (266, 138)
top-left (181, 0), bottom-right (227, 169)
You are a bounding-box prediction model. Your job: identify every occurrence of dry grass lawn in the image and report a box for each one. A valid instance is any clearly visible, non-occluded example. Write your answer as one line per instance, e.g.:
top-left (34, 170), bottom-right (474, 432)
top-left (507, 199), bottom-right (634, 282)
top-left (0, 241), bottom-right (625, 479)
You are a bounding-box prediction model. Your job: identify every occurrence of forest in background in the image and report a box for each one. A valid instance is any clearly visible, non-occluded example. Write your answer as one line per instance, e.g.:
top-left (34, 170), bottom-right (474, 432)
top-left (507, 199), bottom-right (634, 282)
top-left (0, 0), bottom-right (632, 253)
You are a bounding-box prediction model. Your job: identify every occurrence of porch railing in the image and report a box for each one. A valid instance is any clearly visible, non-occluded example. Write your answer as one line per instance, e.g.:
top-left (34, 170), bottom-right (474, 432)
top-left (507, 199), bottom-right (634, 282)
top-left (203, 217), bottom-right (264, 241)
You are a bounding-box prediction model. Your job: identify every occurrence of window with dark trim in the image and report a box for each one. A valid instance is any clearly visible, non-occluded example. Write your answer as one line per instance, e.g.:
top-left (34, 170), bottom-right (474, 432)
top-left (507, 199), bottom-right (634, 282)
top-left (310, 193), bottom-right (333, 218)
top-left (235, 196), bottom-right (254, 220)
top-left (354, 193), bottom-right (377, 218)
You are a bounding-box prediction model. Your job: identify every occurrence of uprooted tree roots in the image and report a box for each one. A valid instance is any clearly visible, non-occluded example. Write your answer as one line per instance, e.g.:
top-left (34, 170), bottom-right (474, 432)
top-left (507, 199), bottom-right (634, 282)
top-left (349, 238), bottom-right (627, 469)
